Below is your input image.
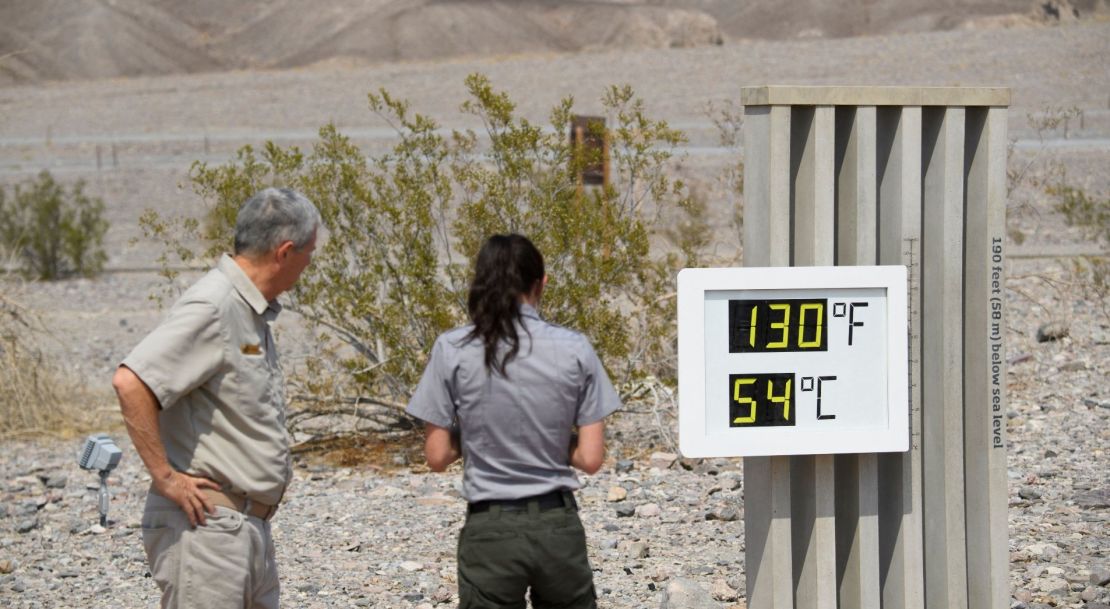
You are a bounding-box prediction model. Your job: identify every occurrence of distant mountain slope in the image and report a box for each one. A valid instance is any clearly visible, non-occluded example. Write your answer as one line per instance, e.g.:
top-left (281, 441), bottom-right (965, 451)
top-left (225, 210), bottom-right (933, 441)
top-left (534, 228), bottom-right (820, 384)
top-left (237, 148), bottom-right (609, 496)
top-left (0, 0), bottom-right (720, 84)
top-left (0, 0), bottom-right (1104, 84)
top-left (654, 0), bottom-right (1106, 38)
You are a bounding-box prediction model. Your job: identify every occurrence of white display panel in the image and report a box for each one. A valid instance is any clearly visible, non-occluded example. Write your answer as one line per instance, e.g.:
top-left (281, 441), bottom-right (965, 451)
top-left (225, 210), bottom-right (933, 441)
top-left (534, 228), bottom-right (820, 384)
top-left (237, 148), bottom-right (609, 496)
top-left (678, 266), bottom-right (909, 458)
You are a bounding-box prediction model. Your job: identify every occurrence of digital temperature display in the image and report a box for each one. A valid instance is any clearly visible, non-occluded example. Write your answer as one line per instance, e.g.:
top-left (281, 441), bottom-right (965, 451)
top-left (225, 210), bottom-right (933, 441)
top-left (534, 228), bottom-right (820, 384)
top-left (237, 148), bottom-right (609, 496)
top-left (678, 265), bottom-right (909, 457)
top-left (728, 299), bottom-right (828, 353)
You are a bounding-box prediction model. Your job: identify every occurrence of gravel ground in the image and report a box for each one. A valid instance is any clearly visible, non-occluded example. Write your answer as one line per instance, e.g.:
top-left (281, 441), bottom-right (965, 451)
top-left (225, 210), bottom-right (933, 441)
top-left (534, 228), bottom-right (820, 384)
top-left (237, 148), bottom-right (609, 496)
top-left (0, 306), bottom-right (1108, 609)
top-left (1, 21), bottom-right (1109, 609)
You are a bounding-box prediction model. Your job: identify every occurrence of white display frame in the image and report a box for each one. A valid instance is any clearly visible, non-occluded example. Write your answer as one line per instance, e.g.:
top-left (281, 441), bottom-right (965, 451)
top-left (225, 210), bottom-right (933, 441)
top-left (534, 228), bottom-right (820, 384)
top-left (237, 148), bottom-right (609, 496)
top-left (678, 265), bottom-right (909, 458)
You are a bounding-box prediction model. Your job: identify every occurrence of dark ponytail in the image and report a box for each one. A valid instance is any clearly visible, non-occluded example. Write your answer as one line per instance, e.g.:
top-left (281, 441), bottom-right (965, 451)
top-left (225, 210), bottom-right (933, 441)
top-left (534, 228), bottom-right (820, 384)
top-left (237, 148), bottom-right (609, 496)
top-left (465, 234), bottom-right (545, 375)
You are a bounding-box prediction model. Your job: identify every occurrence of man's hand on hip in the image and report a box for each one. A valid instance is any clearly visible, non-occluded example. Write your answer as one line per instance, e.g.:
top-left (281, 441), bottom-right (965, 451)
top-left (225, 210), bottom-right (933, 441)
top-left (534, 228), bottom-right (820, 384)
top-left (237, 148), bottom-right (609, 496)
top-left (153, 471), bottom-right (221, 527)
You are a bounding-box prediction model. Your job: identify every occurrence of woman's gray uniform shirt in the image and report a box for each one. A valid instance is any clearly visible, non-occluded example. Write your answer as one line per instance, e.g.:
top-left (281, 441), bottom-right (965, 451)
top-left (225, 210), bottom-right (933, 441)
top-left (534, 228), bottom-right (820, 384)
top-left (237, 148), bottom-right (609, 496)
top-left (406, 304), bottom-right (621, 502)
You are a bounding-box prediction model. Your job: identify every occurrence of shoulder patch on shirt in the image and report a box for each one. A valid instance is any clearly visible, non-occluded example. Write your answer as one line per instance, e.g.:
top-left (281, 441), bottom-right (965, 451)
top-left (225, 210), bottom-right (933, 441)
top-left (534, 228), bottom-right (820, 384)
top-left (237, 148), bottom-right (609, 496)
top-left (241, 343), bottom-right (262, 355)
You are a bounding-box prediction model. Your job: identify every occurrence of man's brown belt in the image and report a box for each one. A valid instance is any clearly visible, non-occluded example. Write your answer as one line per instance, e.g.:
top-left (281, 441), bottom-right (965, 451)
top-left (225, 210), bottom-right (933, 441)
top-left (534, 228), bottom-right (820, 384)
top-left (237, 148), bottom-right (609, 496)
top-left (203, 488), bottom-right (279, 521)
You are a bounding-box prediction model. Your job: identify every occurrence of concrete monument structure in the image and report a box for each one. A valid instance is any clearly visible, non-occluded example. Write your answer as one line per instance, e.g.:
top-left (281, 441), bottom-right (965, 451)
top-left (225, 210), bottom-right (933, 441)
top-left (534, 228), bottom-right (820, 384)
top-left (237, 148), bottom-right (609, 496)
top-left (740, 85), bottom-right (1010, 609)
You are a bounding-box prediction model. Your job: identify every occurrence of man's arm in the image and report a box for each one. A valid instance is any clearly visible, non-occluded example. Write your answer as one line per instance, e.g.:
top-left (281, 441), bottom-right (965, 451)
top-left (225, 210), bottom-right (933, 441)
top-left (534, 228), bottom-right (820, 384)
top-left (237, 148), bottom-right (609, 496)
top-left (113, 365), bottom-right (219, 526)
top-left (569, 420), bottom-right (605, 475)
top-left (423, 422), bottom-right (461, 472)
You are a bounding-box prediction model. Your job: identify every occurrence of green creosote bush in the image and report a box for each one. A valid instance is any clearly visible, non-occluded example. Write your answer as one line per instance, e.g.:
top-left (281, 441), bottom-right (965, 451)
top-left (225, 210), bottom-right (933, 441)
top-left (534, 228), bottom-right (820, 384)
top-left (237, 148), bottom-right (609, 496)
top-left (0, 170), bottom-right (109, 280)
top-left (142, 74), bottom-right (709, 418)
top-left (1049, 180), bottom-right (1110, 320)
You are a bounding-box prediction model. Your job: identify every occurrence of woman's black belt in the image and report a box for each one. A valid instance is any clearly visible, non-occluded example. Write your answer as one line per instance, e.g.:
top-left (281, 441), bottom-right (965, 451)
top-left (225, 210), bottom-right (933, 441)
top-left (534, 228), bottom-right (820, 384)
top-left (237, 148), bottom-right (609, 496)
top-left (467, 489), bottom-right (577, 513)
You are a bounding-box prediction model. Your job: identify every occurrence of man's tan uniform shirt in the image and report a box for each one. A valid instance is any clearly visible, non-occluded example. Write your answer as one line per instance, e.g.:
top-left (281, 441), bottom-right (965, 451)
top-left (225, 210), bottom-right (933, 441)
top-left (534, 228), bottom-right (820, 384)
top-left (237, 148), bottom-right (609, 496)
top-left (122, 254), bottom-right (291, 506)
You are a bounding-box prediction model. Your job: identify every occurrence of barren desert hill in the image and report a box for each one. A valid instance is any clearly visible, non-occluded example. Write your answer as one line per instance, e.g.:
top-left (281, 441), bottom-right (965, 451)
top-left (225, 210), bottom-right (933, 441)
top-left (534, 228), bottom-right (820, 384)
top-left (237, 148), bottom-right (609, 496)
top-left (2, 0), bottom-right (1107, 85)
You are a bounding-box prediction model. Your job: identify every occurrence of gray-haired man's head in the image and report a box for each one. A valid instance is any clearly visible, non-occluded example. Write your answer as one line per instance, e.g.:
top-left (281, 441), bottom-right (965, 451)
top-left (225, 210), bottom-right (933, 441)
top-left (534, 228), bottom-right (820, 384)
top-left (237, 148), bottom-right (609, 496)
top-left (234, 188), bottom-right (322, 257)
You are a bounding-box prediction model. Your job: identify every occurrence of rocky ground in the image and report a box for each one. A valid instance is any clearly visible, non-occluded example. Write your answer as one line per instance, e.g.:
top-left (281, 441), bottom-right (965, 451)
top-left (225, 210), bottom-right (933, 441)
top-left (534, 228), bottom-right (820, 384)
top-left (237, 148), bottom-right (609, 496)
top-left (0, 310), bottom-right (1108, 609)
top-left (1, 20), bottom-right (1109, 609)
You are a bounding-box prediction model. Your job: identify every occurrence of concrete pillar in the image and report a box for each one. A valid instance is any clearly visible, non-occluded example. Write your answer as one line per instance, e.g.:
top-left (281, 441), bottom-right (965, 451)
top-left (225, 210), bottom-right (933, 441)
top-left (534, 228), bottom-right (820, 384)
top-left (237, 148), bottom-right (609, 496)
top-left (743, 104), bottom-right (794, 609)
top-left (962, 106), bottom-right (1010, 609)
top-left (833, 105), bottom-right (881, 609)
top-left (921, 105), bottom-right (969, 609)
top-left (789, 105), bottom-right (837, 609)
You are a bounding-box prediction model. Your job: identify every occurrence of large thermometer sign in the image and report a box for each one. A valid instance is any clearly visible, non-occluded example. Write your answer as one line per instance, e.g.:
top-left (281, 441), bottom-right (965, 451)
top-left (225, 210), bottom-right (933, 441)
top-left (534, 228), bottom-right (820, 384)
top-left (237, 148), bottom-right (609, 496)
top-left (678, 266), bottom-right (909, 457)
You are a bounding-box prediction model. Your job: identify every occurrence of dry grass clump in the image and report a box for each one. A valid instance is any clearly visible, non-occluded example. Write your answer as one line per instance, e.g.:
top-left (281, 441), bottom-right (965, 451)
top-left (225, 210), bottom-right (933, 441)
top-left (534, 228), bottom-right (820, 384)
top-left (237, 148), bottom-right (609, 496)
top-left (0, 286), bottom-right (114, 438)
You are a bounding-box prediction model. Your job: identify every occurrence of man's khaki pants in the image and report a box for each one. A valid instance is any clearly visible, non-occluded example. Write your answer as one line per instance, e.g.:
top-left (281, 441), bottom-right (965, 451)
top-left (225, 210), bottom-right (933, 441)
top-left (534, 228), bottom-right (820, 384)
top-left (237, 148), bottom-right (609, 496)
top-left (141, 492), bottom-right (279, 609)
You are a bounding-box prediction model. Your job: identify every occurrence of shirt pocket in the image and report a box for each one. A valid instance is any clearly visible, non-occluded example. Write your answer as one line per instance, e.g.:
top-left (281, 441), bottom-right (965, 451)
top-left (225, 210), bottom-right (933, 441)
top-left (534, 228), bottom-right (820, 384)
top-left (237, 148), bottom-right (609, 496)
top-left (234, 346), bottom-right (278, 419)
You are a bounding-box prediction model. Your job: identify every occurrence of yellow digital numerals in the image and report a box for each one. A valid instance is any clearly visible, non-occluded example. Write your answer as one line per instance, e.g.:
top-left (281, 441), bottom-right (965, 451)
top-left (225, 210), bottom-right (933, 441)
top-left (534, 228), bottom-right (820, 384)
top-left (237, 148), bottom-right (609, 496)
top-left (728, 299), bottom-right (828, 353)
top-left (729, 373), bottom-right (795, 427)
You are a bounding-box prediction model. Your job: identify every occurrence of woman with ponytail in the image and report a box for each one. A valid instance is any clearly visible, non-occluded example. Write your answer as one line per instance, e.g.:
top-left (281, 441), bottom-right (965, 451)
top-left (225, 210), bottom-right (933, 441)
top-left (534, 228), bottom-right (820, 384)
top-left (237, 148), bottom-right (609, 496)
top-left (407, 234), bottom-right (621, 608)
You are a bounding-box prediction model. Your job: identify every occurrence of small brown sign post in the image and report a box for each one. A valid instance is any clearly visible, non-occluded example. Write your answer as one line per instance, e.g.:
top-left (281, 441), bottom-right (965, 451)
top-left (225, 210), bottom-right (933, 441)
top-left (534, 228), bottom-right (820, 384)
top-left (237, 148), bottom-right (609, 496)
top-left (570, 115), bottom-right (609, 188)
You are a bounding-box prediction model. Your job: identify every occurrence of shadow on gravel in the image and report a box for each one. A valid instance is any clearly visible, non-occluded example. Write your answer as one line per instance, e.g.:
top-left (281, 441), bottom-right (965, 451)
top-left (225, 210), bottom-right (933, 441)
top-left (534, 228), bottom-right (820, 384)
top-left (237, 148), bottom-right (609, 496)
top-left (291, 431), bottom-right (426, 473)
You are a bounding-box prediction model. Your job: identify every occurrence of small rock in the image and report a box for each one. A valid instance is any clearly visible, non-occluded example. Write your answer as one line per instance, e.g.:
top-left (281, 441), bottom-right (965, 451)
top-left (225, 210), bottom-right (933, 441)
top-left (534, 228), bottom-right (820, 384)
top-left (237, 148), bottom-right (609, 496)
top-left (87, 524), bottom-right (106, 535)
top-left (607, 486), bottom-right (628, 502)
top-left (1019, 487), bottom-right (1042, 500)
top-left (1037, 576), bottom-right (1069, 594)
top-left (368, 485), bottom-right (406, 498)
top-left (1021, 543), bottom-right (1056, 559)
top-left (1082, 586), bottom-right (1100, 602)
top-left (650, 452), bottom-right (679, 470)
top-left (635, 503), bottom-right (661, 518)
top-left (0, 559), bottom-right (13, 574)
top-left (710, 578), bottom-right (738, 602)
top-left (399, 561), bottom-right (423, 572)
top-left (692, 460), bottom-right (718, 475)
top-left (44, 475), bottom-right (67, 489)
top-left (615, 460), bottom-right (634, 473)
top-left (623, 541), bottom-right (649, 558)
top-left (1036, 321), bottom-right (1068, 342)
top-left (10, 579), bottom-right (25, 593)
top-left (615, 504), bottom-right (636, 518)
top-left (1091, 567), bottom-right (1110, 586)
top-left (660, 578), bottom-right (722, 609)
top-left (677, 458), bottom-right (702, 471)
top-left (1044, 449), bottom-right (1058, 458)
top-left (1075, 488), bottom-right (1110, 509)
top-left (15, 519), bottom-right (37, 534)
top-left (432, 586), bottom-right (453, 603)
top-left (1059, 361), bottom-right (1087, 372)
top-left (687, 564), bottom-right (715, 576)
top-left (414, 493), bottom-right (457, 506)
top-left (705, 506), bottom-right (740, 522)
top-left (1013, 588), bottom-right (1034, 603)
top-left (718, 475), bottom-right (742, 491)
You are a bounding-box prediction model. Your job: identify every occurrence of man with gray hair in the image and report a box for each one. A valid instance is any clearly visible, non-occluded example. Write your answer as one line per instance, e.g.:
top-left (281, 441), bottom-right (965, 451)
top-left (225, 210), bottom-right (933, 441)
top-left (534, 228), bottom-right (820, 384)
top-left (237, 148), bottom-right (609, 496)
top-left (113, 187), bottom-right (321, 608)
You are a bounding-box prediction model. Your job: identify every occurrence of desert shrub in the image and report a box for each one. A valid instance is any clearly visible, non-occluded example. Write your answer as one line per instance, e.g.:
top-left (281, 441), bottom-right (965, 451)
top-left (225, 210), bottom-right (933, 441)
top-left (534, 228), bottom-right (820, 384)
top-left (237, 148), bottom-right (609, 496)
top-left (0, 288), bottom-right (109, 437)
top-left (1050, 181), bottom-right (1110, 320)
top-left (143, 74), bottom-right (707, 429)
top-left (0, 171), bottom-right (109, 280)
